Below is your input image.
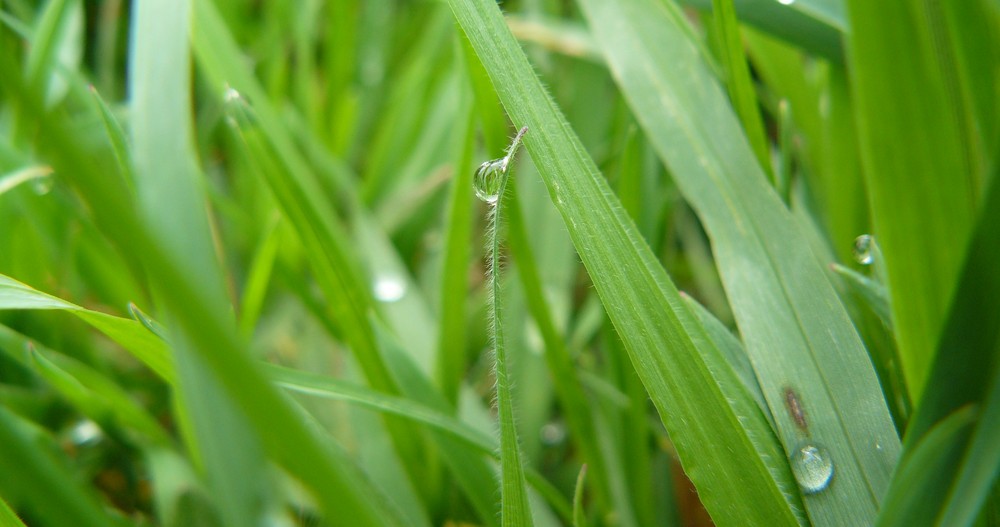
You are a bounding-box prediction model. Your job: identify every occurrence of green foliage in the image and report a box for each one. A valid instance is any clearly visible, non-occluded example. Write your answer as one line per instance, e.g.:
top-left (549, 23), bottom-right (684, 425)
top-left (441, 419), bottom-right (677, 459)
top-left (0, 0), bottom-right (997, 525)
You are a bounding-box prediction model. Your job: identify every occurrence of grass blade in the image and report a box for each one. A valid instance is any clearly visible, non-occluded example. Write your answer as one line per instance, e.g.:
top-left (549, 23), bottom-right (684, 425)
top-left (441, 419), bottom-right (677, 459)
top-left (577, 0), bottom-right (900, 523)
top-left (446, 0), bottom-right (802, 524)
top-left (0, 406), bottom-right (123, 527)
top-left (845, 0), bottom-right (990, 399)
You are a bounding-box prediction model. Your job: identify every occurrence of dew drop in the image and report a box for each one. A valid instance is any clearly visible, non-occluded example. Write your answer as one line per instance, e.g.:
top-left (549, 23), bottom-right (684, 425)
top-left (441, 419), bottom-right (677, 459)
top-left (474, 159), bottom-right (505, 203)
top-left (853, 234), bottom-right (874, 265)
top-left (778, 0), bottom-right (795, 5)
top-left (373, 275), bottom-right (406, 302)
top-left (790, 443), bottom-right (834, 494)
top-left (69, 419), bottom-right (102, 446)
top-left (540, 421), bottom-right (567, 445)
top-left (32, 174), bottom-right (54, 195)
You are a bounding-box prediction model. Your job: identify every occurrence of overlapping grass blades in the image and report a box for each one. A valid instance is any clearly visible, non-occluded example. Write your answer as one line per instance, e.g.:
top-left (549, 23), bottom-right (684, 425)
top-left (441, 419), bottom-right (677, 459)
top-left (447, 0), bottom-right (802, 524)
top-left (577, 0), bottom-right (902, 523)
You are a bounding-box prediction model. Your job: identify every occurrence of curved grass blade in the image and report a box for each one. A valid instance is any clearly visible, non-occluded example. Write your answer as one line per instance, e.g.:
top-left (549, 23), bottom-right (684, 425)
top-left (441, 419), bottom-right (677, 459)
top-left (446, 0), bottom-right (803, 524)
top-left (0, 495), bottom-right (27, 527)
top-left (577, 0), bottom-right (900, 523)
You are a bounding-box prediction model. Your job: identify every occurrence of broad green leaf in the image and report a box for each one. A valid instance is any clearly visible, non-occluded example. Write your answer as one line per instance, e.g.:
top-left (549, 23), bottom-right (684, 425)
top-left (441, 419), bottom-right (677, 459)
top-left (577, 0), bottom-right (900, 524)
top-left (447, 0), bottom-right (802, 525)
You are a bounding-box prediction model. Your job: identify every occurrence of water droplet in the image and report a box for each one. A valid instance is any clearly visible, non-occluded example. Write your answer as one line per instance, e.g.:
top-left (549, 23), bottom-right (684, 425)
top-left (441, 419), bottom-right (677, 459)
top-left (540, 421), bottom-right (567, 445)
top-left (853, 234), bottom-right (874, 265)
top-left (778, 0), bottom-right (795, 5)
top-left (474, 159), bottom-right (505, 203)
top-left (790, 443), bottom-right (834, 494)
top-left (32, 174), bottom-right (54, 195)
top-left (69, 419), bottom-right (102, 446)
top-left (373, 275), bottom-right (406, 302)
top-left (474, 126), bottom-right (528, 203)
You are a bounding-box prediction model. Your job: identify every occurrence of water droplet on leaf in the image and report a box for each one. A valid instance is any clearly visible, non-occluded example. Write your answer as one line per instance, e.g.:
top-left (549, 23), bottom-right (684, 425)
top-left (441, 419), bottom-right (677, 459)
top-left (778, 0), bottom-right (795, 5)
top-left (853, 234), bottom-right (874, 265)
top-left (373, 275), bottom-right (406, 302)
top-left (790, 443), bottom-right (834, 494)
top-left (32, 174), bottom-right (54, 195)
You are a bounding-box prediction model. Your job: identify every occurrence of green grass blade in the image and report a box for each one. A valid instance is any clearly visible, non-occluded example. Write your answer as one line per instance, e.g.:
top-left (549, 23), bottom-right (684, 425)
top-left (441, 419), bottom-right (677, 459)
top-left (708, 0), bottom-right (771, 178)
top-left (435, 102), bottom-right (476, 405)
top-left (845, 0), bottom-right (989, 399)
top-left (680, 0), bottom-right (844, 61)
top-left (572, 464), bottom-right (588, 527)
top-left (485, 129), bottom-right (534, 527)
top-left (128, 3), bottom-right (272, 524)
top-left (0, 495), bottom-right (27, 527)
top-left (2, 30), bottom-right (404, 527)
top-left (880, 173), bottom-right (1000, 525)
top-left (0, 274), bottom-right (174, 382)
top-left (506, 189), bottom-right (625, 523)
top-left (446, 0), bottom-right (802, 524)
top-left (875, 406), bottom-right (977, 527)
top-left (0, 406), bottom-right (123, 527)
top-left (577, 0), bottom-right (900, 523)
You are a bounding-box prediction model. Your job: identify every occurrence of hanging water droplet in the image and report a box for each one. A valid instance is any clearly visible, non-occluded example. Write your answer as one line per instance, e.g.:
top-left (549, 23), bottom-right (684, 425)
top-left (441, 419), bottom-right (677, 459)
top-left (790, 443), bottom-right (834, 494)
top-left (853, 234), bottom-right (874, 265)
top-left (778, 0), bottom-right (796, 5)
top-left (474, 159), bottom-right (506, 203)
top-left (373, 275), bottom-right (406, 302)
top-left (32, 173), bottom-right (54, 195)
top-left (474, 126), bottom-right (529, 203)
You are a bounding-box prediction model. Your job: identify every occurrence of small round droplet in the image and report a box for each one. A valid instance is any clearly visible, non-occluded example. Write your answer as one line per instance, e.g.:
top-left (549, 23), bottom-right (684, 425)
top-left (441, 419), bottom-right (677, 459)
top-left (32, 174), bottom-right (54, 195)
top-left (790, 443), bottom-right (834, 494)
top-left (540, 421), bottom-right (567, 445)
top-left (778, 0), bottom-right (795, 5)
top-left (69, 419), bottom-right (102, 446)
top-left (853, 234), bottom-right (874, 265)
top-left (474, 159), bottom-right (505, 203)
top-left (373, 275), bottom-right (406, 302)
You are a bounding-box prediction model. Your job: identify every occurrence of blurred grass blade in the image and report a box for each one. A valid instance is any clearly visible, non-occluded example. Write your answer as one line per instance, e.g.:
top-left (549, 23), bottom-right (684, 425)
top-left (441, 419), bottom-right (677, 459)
top-left (447, 0), bottom-right (802, 524)
top-left (506, 190), bottom-right (626, 523)
top-left (2, 14), bottom-right (403, 527)
top-left (0, 495), bottom-right (27, 527)
top-left (939, 370), bottom-right (1000, 526)
top-left (128, 2), bottom-right (272, 523)
top-left (680, 0), bottom-right (844, 61)
top-left (845, 0), bottom-right (990, 399)
top-left (880, 174), bottom-right (1000, 525)
top-left (0, 406), bottom-right (122, 527)
top-left (577, 0), bottom-right (900, 523)
top-left (829, 263), bottom-right (891, 328)
top-left (572, 464), bottom-right (588, 527)
top-left (875, 406), bottom-right (977, 527)
top-left (0, 273), bottom-right (173, 382)
top-left (27, 343), bottom-right (171, 445)
top-left (708, 0), bottom-right (771, 177)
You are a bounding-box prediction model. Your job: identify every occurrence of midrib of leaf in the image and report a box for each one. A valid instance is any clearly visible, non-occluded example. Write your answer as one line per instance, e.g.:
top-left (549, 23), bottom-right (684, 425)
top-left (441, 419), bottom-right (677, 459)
top-left (447, 0), bottom-right (802, 525)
